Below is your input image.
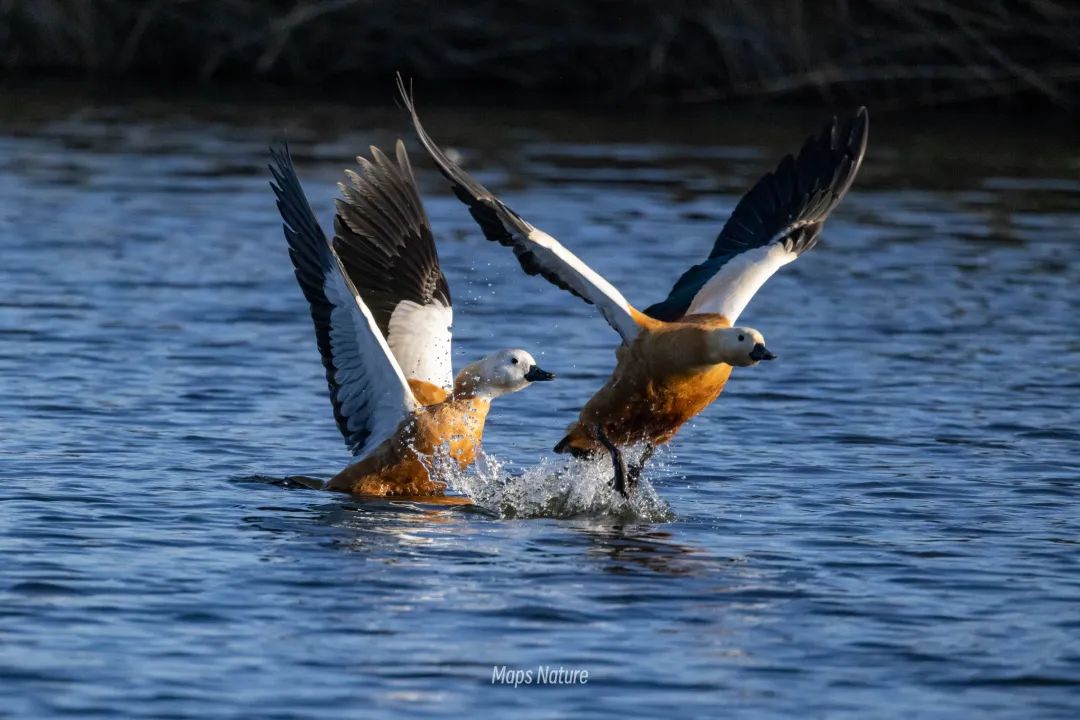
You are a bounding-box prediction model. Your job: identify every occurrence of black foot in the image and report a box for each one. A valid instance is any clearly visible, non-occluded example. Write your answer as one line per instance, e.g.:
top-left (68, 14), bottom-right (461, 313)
top-left (626, 444), bottom-right (655, 493)
top-left (594, 424), bottom-right (628, 498)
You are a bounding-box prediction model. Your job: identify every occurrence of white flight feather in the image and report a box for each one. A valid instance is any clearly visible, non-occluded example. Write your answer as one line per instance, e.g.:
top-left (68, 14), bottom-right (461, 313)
top-left (323, 259), bottom-right (418, 460)
top-left (686, 243), bottom-right (797, 323)
top-left (386, 300), bottom-right (454, 391)
top-left (526, 228), bottom-right (641, 343)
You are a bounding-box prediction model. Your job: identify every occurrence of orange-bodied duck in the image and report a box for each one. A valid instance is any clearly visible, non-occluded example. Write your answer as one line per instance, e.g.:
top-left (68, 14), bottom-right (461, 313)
top-left (399, 80), bottom-right (867, 494)
top-left (269, 140), bottom-right (554, 497)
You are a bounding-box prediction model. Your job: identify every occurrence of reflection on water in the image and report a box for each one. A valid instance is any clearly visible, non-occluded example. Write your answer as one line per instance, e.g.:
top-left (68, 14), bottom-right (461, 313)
top-left (576, 525), bottom-right (707, 577)
top-left (1, 82), bottom-right (1078, 718)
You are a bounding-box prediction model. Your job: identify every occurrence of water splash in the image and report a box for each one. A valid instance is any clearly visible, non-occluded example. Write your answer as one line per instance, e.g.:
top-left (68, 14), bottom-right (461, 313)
top-left (237, 448), bottom-right (675, 521)
top-left (448, 450), bottom-right (675, 521)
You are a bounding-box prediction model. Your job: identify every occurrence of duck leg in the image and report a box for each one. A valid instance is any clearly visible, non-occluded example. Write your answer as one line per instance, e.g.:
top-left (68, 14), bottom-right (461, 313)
top-left (625, 444), bottom-right (655, 492)
top-left (594, 424), bottom-right (628, 498)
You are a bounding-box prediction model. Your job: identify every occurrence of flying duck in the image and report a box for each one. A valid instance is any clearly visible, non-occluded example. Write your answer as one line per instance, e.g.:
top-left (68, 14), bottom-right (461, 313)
top-left (398, 80), bottom-right (868, 494)
top-left (269, 140), bottom-right (554, 497)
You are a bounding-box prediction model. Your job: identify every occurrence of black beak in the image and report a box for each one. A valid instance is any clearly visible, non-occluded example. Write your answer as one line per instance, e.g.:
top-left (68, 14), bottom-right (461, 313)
top-left (524, 365), bottom-right (555, 382)
top-left (749, 343), bottom-right (776, 362)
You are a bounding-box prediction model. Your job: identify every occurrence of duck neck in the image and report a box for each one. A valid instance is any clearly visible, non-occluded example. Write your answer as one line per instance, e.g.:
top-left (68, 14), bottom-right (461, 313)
top-left (679, 315), bottom-right (737, 367)
top-left (452, 361), bottom-right (494, 401)
top-left (643, 321), bottom-right (728, 371)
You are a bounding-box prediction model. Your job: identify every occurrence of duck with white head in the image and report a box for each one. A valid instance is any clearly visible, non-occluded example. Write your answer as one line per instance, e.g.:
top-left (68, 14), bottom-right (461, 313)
top-left (399, 76), bottom-right (866, 496)
top-left (269, 140), bottom-right (553, 499)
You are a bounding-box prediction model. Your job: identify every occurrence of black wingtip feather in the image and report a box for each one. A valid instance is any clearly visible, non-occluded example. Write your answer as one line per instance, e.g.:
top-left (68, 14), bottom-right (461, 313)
top-left (708, 107), bottom-right (868, 261)
top-left (332, 139), bottom-right (451, 342)
top-left (400, 79), bottom-right (597, 310)
top-left (644, 109), bottom-right (868, 321)
top-left (397, 78), bottom-right (538, 242)
top-left (269, 142), bottom-right (369, 452)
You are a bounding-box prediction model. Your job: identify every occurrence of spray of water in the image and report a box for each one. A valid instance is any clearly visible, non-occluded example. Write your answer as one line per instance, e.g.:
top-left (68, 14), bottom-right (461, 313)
top-left (245, 444), bottom-right (676, 521)
top-left (441, 448), bottom-right (675, 521)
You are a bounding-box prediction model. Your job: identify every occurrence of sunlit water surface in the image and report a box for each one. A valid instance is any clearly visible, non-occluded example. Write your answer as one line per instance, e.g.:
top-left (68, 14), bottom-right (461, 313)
top-left (1, 86), bottom-right (1078, 718)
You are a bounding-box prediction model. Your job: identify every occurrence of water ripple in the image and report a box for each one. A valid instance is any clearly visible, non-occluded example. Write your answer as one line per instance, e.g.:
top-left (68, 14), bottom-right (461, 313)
top-left (1, 91), bottom-right (1078, 719)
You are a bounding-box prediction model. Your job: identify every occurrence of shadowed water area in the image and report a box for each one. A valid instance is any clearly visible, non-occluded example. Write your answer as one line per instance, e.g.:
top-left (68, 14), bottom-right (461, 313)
top-left (1, 84), bottom-right (1078, 718)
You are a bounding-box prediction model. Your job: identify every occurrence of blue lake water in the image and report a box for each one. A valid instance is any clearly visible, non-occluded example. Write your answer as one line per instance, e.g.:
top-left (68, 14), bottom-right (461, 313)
top-left (1, 85), bottom-right (1078, 718)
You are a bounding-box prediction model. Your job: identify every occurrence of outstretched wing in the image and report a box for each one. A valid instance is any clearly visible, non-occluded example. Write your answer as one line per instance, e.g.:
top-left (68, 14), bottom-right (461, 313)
top-left (269, 141), bottom-right (419, 457)
top-left (333, 140), bottom-right (454, 392)
top-left (397, 76), bottom-right (644, 345)
top-left (645, 108), bottom-right (869, 324)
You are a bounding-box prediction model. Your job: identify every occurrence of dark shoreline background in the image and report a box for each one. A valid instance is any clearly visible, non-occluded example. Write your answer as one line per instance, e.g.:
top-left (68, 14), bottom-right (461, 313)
top-left (2, 0), bottom-right (1077, 111)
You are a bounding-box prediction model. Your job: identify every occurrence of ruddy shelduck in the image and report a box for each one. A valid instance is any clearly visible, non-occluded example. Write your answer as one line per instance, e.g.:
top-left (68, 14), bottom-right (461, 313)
top-left (398, 80), bottom-right (867, 494)
top-left (269, 141), bottom-right (554, 497)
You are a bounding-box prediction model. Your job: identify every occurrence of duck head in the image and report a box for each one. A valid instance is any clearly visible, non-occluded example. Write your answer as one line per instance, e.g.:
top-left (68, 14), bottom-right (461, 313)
top-left (706, 327), bottom-right (776, 367)
top-left (454, 349), bottom-right (555, 399)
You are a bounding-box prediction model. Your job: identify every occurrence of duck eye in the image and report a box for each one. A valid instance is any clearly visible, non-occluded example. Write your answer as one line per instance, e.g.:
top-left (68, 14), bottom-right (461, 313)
top-left (511, 357), bottom-right (519, 364)
top-left (738, 334), bottom-right (745, 342)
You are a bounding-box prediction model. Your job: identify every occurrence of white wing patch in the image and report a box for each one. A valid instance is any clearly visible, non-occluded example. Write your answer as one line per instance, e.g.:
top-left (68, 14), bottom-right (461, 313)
top-left (386, 300), bottom-right (454, 391)
top-left (686, 243), bottom-right (797, 323)
top-left (526, 228), bottom-right (642, 343)
top-left (324, 257), bottom-right (419, 460)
